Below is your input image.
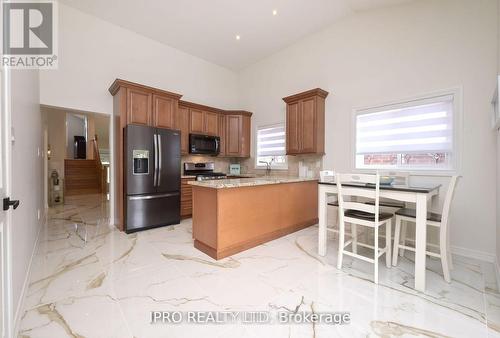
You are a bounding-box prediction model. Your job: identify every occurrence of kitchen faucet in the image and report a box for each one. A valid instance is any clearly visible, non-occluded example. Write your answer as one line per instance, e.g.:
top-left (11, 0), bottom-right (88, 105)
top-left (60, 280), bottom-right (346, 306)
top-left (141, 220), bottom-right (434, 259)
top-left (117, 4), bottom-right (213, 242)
top-left (259, 159), bottom-right (274, 176)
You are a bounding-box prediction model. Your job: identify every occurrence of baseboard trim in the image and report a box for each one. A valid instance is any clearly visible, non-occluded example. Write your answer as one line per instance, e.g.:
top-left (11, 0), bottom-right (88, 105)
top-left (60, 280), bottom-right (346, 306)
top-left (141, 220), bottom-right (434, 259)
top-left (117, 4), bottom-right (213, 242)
top-left (450, 245), bottom-right (496, 263)
top-left (13, 210), bottom-right (45, 336)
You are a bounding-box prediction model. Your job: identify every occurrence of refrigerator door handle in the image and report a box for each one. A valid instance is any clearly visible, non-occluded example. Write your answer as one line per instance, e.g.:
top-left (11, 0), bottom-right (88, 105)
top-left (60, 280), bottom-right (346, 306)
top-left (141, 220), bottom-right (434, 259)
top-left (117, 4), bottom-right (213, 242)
top-left (158, 134), bottom-right (162, 187)
top-left (153, 134), bottom-right (158, 187)
top-left (128, 192), bottom-right (179, 201)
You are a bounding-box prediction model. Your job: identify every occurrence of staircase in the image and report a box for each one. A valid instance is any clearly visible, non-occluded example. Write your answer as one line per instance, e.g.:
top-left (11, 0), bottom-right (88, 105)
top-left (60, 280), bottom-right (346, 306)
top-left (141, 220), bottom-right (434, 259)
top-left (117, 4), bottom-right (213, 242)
top-left (64, 159), bottom-right (101, 196)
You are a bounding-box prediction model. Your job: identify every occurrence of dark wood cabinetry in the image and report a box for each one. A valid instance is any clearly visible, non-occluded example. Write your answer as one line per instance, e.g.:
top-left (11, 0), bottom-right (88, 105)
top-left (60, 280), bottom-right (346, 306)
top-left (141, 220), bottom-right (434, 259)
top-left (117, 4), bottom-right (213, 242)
top-left (283, 88), bottom-right (328, 155)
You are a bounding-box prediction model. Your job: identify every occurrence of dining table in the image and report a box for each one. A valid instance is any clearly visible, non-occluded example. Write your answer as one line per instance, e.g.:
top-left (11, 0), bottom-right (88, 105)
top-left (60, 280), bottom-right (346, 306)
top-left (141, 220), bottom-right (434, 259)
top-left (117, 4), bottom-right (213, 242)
top-left (317, 180), bottom-right (441, 292)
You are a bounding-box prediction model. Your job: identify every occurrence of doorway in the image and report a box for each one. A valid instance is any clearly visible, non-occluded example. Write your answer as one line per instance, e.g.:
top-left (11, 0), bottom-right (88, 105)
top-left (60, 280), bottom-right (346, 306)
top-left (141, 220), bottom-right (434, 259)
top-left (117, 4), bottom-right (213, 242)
top-left (41, 106), bottom-right (112, 205)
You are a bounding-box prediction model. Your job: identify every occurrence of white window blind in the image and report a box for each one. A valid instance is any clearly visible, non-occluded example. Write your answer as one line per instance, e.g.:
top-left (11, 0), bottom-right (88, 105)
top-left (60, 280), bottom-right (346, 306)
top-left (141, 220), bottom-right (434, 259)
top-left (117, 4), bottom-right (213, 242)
top-left (257, 124), bottom-right (286, 157)
top-left (356, 96), bottom-right (454, 155)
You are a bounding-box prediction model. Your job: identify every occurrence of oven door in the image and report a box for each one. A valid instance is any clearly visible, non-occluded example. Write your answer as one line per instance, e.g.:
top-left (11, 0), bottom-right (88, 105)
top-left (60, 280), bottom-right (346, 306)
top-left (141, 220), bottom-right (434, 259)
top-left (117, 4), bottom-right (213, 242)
top-left (189, 134), bottom-right (220, 155)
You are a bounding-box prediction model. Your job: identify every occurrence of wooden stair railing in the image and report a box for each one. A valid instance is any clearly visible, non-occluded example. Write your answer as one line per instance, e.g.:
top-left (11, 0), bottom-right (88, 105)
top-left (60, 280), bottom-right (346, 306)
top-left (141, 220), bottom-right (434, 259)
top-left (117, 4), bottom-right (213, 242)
top-left (92, 135), bottom-right (107, 194)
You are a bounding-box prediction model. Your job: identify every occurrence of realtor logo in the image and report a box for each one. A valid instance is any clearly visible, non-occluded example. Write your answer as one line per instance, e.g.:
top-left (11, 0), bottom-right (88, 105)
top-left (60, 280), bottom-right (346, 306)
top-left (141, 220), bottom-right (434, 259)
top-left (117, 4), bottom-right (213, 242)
top-left (2, 1), bottom-right (58, 68)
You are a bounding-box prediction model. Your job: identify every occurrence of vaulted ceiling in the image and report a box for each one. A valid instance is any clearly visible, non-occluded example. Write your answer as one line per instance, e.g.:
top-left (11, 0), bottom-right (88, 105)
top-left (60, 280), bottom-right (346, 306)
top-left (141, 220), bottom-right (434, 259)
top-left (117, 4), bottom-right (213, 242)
top-left (60, 0), bottom-right (414, 70)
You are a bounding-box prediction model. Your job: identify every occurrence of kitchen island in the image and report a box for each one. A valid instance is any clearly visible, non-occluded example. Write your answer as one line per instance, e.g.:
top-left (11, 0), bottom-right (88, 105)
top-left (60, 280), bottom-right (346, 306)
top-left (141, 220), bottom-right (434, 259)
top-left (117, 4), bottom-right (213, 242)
top-left (189, 177), bottom-right (318, 259)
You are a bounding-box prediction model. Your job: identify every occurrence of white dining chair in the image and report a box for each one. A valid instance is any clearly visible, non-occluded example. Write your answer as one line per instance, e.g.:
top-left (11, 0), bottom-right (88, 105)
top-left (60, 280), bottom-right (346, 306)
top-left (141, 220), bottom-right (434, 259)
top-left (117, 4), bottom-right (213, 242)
top-left (364, 171), bottom-right (410, 210)
top-left (392, 176), bottom-right (460, 283)
top-left (336, 173), bottom-right (393, 284)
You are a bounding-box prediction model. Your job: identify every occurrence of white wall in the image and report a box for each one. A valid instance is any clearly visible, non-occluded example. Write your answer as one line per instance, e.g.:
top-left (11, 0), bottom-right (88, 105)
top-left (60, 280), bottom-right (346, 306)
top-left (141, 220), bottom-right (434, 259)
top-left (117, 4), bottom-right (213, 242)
top-left (10, 70), bottom-right (43, 325)
top-left (66, 114), bottom-right (86, 159)
top-left (39, 3), bottom-right (239, 115)
top-left (238, 0), bottom-right (498, 257)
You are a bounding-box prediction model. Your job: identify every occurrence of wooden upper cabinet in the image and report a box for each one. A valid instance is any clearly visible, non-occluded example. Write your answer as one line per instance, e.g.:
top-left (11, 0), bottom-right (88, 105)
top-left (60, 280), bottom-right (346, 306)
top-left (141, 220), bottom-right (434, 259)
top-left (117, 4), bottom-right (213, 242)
top-left (218, 114), bottom-right (226, 157)
top-left (300, 97), bottom-right (316, 153)
top-left (153, 94), bottom-right (177, 129)
top-left (241, 115), bottom-right (251, 158)
top-left (286, 102), bottom-right (301, 154)
top-left (178, 105), bottom-right (190, 155)
top-left (283, 88), bottom-right (328, 155)
top-left (205, 111), bottom-right (219, 136)
top-left (225, 113), bottom-right (251, 158)
top-left (226, 115), bottom-right (241, 156)
top-left (109, 79), bottom-right (182, 129)
top-left (126, 87), bottom-right (152, 126)
top-left (190, 109), bottom-right (205, 134)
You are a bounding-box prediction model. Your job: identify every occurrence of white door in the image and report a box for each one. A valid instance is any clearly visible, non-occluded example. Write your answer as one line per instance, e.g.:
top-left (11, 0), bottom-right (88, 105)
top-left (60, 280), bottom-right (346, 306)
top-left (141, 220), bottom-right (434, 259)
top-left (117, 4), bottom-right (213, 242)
top-left (0, 66), bottom-right (13, 337)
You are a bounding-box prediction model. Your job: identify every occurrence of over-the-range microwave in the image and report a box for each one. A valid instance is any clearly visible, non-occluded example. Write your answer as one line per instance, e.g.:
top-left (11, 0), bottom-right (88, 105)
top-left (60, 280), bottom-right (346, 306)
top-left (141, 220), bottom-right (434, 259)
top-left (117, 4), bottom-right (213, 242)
top-left (189, 134), bottom-right (220, 156)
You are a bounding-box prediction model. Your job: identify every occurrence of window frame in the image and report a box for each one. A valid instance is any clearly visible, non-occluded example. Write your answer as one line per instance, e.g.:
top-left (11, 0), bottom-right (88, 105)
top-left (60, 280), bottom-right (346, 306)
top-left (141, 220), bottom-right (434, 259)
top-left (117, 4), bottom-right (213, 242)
top-left (255, 122), bottom-right (288, 170)
top-left (350, 88), bottom-right (463, 175)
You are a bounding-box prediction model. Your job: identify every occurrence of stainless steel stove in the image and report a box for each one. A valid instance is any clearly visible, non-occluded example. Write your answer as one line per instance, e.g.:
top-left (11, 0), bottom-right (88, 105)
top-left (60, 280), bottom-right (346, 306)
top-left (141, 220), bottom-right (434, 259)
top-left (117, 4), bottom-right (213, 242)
top-left (183, 162), bottom-right (227, 181)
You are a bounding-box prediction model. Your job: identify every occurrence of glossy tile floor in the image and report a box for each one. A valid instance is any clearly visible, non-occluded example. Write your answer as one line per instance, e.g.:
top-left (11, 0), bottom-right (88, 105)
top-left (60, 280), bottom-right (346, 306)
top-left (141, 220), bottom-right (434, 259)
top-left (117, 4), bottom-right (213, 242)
top-left (18, 194), bottom-right (500, 337)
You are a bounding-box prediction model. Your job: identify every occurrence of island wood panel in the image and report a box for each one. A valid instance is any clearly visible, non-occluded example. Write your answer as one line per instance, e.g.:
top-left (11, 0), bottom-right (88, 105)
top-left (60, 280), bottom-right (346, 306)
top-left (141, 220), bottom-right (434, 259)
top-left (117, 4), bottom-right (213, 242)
top-left (192, 181), bottom-right (318, 260)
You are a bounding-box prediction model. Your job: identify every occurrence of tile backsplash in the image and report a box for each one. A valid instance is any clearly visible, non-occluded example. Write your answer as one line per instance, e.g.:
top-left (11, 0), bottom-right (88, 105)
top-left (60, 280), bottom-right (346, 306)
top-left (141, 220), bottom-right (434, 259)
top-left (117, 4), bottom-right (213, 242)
top-left (238, 154), bottom-right (323, 177)
top-left (181, 154), bottom-right (323, 177)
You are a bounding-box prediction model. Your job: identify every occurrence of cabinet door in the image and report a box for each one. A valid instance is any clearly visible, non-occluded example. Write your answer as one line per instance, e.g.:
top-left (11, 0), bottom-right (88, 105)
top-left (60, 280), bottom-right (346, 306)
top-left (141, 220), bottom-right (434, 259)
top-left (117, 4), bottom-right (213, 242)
top-left (240, 115), bottom-right (251, 158)
top-left (300, 97), bottom-right (316, 153)
top-left (286, 101), bottom-right (301, 154)
top-left (153, 94), bottom-right (176, 129)
top-left (126, 88), bottom-right (152, 126)
top-left (178, 105), bottom-right (190, 155)
top-left (190, 109), bottom-right (205, 134)
top-left (218, 114), bottom-right (226, 157)
top-left (226, 115), bottom-right (241, 156)
top-left (205, 111), bottom-right (219, 135)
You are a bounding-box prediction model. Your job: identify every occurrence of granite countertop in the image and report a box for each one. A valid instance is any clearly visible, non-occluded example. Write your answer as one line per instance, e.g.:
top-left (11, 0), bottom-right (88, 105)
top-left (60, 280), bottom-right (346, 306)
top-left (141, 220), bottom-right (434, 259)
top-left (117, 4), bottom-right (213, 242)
top-left (188, 176), bottom-right (318, 189)
top-left (181, 175), bottom-right (196, 179)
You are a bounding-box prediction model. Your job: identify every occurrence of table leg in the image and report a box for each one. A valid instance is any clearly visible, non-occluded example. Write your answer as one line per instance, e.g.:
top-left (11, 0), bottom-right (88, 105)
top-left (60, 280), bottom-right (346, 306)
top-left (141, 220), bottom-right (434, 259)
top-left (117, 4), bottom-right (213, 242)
top-left (414, 193), bottom-right (427, 292)
top-left (318, 187), bottom-right (328, 256)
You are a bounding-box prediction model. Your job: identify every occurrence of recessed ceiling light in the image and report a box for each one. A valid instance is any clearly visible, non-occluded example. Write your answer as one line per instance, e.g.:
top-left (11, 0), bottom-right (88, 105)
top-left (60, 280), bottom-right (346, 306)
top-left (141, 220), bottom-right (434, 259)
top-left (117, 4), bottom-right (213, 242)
top-left (272, 9), bottom-right (278, 16)
top-left (236, 35), bottom-right (241, 40)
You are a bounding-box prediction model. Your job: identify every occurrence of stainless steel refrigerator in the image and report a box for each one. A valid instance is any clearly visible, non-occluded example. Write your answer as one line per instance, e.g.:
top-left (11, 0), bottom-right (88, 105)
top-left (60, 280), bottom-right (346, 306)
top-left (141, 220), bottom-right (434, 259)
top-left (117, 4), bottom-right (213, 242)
top-left (124, 124), bottom-right (180, 233)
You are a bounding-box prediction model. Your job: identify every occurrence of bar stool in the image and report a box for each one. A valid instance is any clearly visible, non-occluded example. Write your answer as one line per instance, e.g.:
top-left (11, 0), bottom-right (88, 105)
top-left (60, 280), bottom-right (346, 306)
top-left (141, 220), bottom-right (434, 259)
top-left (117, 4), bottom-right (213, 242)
top-left (392, 176), bottom-right (460, 283)
top-left (336, 173), bottom-right (393, 284)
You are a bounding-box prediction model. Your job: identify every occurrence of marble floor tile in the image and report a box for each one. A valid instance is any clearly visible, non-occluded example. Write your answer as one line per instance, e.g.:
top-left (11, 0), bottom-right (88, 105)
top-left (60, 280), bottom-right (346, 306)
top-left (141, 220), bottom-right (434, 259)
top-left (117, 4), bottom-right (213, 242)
top-left (16, 194), bottom-right (500, 338)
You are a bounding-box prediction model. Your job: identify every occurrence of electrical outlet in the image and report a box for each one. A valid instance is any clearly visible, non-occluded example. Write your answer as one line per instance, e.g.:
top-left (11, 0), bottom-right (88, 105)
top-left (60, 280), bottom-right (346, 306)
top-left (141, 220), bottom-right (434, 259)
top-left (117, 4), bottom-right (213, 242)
top-left (37, 209), bottom-right (41, 220)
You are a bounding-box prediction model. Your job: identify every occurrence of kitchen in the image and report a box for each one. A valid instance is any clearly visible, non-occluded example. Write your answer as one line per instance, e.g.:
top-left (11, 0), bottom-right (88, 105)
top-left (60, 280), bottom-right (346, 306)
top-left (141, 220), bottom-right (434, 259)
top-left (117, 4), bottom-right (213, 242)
top-left (6, 1), bottom-right (500, 337)
top-left (109, 79), bottom-right (324, 258)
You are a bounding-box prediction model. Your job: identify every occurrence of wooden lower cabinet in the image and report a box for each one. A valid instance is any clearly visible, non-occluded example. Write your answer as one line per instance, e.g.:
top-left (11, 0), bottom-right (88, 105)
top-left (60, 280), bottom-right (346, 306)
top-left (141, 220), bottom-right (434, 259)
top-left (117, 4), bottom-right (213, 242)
top-left (181, 178), bottom-right (195, 218)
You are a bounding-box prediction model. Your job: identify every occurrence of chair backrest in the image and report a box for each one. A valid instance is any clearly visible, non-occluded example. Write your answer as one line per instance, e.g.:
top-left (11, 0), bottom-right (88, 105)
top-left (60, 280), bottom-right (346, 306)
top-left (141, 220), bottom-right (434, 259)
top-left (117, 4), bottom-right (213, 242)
top-left (378, 171), bottom-right (410, 185)
top-left (440, 175), bottom-right (460, 230)
top-left (336, 173), bottom-right (381, 223)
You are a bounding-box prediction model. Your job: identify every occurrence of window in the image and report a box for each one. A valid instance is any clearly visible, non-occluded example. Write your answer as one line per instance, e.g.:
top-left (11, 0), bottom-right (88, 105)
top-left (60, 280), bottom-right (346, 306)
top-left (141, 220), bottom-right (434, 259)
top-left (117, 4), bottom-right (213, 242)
top-left (354, 93), bottom-right (458, 171)
top-left (256, 123), bottom-right (287, 169)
